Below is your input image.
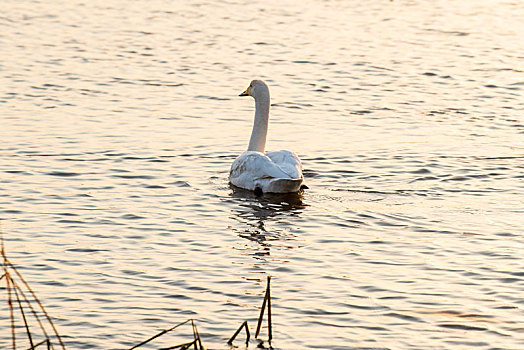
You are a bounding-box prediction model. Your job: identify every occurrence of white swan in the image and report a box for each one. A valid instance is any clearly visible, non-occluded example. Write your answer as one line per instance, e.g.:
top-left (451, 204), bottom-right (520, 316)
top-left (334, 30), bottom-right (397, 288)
top-left (229, 80), bottom-right (304, 194)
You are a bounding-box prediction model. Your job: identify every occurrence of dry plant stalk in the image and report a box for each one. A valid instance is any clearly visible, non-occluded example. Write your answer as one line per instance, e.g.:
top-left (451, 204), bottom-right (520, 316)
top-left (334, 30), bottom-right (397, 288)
top-left (129, 319), bottom-right (204, 350)
top-left (255, 276), bottom-right (272, 343)
top-left (2, 227), bottom-right (276, 350)
top-left (227, 320), bottom-right (250, 345)
top-left (1, 230), bottom-right (66, 350)
top-left (229, 275), bottom-right (272, 347)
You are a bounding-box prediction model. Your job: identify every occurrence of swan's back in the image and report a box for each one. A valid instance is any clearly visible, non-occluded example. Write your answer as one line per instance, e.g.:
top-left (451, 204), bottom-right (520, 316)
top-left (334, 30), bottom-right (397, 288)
top-left (230, 151), bottom-right (303, 193)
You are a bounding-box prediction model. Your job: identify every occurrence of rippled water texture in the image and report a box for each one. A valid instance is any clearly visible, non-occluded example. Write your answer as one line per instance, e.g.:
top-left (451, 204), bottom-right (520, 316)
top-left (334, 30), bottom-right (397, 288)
top-left (1, 0), bottom-right (523, 349)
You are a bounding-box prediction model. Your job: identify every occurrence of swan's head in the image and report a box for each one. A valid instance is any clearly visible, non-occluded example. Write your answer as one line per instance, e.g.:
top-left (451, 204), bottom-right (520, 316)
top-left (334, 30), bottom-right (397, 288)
top-left (239, 80), bottom-right (270, 101)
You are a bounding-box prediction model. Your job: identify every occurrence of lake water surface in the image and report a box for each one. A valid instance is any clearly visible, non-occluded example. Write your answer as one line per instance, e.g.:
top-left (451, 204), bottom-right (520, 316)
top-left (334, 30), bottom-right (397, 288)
top-left (1, 0), bottom-right (523, 349)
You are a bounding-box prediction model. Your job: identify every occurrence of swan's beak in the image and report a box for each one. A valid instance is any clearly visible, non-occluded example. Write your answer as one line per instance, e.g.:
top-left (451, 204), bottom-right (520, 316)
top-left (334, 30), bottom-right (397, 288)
top-left (239, 86), bottom-right (250, 96)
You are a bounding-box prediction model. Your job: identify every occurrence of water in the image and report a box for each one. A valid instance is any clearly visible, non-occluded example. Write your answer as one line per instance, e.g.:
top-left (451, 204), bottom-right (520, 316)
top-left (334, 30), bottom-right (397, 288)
top-left (1, 0), bottom-right (523, 348)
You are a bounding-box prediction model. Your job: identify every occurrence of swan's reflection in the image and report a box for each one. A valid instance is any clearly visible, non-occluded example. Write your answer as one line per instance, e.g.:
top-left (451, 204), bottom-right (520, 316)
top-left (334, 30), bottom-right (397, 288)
top-left (229, 185), bottom-right (307, 252)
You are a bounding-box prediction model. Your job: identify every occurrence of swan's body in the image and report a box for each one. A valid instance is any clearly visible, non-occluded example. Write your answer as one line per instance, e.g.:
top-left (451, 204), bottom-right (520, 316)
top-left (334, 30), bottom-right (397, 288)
top-left (229, 80), bottom-right (304, 193)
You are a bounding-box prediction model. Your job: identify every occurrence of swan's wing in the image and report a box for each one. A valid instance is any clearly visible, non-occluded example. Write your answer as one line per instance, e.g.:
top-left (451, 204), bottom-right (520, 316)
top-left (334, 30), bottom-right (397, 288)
top-left (266, 150), bottom-right (303, 179)
top-left (230, 151), bottom-right (292, 188)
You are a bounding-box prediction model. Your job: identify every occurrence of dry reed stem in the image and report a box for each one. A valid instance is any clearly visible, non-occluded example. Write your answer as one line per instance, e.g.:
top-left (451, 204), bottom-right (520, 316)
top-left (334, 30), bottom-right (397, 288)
top-left (6, 270), bottom-right (16, 350)
top-left (1, 226), bottom-right (278, 349)
top-left (191, 320), bottom-right (197, 350)
top-left (24, 338), bottom-right (50, 350)
top-left (181, 339), bottom-right (198, 350)
top-left (2, 230), bottom-right (16, 350)
top-left (267, 277), bottom-right (272, 343)
top-left (255, 288), bottom-right (267, 338)
top-left (191, 320), bottom-right (203, 350)
top-left (160, 338), bottom-right (198, 350)
top-left (227, 320), bottom-right (250, 345)
top-left (1, 231), bottom-right (65, 350)
top-left (255, 276), bottom-right (272, 342)
top-left (128, 319), bottom-right (193, 349)
top-left (12, 277), bottom-right (35, 349)
top-left (10, 278), bottom-right (52, 342)
top-left (5, 261), bottom-right (66, 349)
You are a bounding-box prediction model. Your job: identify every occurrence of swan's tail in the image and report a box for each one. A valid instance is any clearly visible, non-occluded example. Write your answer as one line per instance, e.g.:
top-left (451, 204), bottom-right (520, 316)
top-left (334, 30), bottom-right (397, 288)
top-left (265, 178), bottom-right (303, 193)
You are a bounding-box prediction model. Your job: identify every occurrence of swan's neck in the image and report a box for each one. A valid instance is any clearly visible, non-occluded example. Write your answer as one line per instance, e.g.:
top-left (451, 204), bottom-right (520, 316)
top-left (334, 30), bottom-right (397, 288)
top-left (247, 95), bottom-right (270, 152)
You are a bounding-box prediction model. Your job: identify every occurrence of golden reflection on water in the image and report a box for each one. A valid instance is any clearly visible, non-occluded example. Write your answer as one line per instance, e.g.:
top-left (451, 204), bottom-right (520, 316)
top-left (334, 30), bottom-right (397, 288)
top-left (1, 0), bottom-right (523, 348)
